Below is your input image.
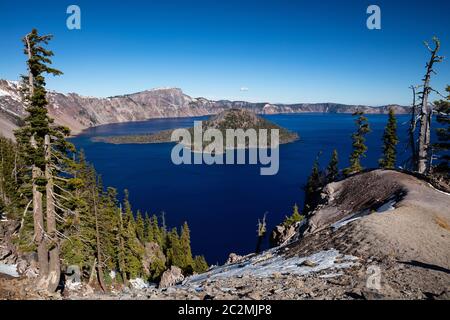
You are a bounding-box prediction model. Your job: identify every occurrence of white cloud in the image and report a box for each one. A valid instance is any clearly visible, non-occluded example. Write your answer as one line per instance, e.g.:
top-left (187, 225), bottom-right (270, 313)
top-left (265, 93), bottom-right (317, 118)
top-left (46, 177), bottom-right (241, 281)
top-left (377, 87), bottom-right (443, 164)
top-left (240, 87), bottom-right (249, 92)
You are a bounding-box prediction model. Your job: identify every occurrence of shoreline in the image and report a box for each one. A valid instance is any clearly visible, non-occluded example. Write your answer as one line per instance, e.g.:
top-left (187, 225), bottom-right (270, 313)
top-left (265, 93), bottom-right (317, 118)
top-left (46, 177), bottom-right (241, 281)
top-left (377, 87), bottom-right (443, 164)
top-left (69, 111), bottom-right (398, 139)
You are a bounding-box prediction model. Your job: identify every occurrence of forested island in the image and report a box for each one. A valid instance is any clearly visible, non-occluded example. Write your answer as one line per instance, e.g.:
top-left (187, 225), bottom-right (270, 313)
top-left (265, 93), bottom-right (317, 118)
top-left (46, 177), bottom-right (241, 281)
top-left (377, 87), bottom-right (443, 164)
top-left (92, 108), bottom-right (299, 148)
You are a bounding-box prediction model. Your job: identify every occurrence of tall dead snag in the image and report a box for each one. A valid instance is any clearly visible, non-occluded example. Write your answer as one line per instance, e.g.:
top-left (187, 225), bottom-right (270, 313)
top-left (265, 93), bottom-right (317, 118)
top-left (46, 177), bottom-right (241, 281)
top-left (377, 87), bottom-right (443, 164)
top-left (417, 37), bottom-right (443, 174)
top-left (45, 134), bottom-right (60, 292)
top-left (408, 85), bottom-right (419, 168)
top-left (255, 213), bottom-right (267, 254)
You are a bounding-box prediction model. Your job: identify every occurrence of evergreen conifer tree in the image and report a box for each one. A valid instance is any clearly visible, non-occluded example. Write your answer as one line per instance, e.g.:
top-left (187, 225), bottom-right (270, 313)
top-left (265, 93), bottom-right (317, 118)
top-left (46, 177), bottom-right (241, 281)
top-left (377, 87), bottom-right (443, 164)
top-left (193, 255), bottom-right (209, 273)
top-left (180, 222), bottom-right (194, 273)
top-left (344, 111), bottom-right (371, 174)
top-left (326, 149), bottom-right (339, 182)
top-left (433, 85), bottom-right (450, 173)
top-left (379, 108), bottom-right (399, 169)
top-left (135, 210), bottom-right (145, 242)
top-left (14, 29), bottom-right (74, 291)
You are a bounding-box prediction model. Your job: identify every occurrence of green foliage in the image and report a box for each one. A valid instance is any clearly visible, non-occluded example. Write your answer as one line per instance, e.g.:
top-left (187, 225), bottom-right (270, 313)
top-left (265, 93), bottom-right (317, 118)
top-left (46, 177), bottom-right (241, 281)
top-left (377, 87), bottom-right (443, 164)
top-left (15, 29), bottom-right (70, 174)
top-left (379, 108), bottom-right (399, 169)
top-left (433, 85), bottom-right (450, 173)
top-left (193, 255), bottom-right (209, 273)
top-left (344, 111), bottom-right (371, 174)
top-left (283, 203), bottom-right (304, 227)
top-left (305, 153), bottom-right (321, 195)
top-left (166, 228), bottom-right (183, 269)
top-left (121, 190), bottom-right (144, 279)
top-left (326, 149), bottom-right (339, 182)
top-left (151, 215), bottom-right (165, 249)
top-left (304, 152), bottom-right (325, 213)
top-left (144, 213), bottom-right (154, 242)
top-left (135, 210), bottom-right (145, 242)
top-left (179, 222), bottom-right (194, 273)
top-left (148, 255), bottom-right (166, 282)
top-left (0, 137), bottom-right (25, 220)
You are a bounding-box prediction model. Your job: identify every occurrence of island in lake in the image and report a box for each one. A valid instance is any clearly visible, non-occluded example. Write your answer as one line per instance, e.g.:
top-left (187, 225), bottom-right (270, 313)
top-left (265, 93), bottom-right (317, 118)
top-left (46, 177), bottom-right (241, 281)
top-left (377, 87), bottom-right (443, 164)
top-left (92, 108), bottom-right (300, 147)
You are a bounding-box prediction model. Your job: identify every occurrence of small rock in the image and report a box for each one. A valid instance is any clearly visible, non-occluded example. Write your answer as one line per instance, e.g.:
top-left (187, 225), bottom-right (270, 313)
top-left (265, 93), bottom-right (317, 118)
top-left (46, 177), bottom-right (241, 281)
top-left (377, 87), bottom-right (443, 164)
top-left (159, 266), bottom-right (184, 289)
top-left (247, 291), bottom-right (262, 300)
top-left (226, 253), bottom-right (243, 264)
top-left (300, 259), bottom-right (318, 267)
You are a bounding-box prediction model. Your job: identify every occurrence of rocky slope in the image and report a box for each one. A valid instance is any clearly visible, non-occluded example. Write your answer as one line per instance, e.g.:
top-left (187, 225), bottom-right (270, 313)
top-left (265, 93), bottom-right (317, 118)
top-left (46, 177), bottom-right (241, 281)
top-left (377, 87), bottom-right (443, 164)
top-left (0, 79), bottom-right (409, 140)
top-left (2, 170), bottom-right (449, 300)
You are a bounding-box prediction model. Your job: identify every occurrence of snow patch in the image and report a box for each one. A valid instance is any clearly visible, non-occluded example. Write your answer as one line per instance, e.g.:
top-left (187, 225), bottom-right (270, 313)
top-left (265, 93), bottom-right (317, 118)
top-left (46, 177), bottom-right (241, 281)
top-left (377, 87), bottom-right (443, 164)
top-left (332, 216), bottom-right (362, 230)
top-left (333, 197), bottom-right (398, 230)
top-left (0, 264), bottom-right (19, 277)
top-left (183, 249), bottom-right (358, 285)
top-left (376, 199), bottom-right (397, 213)
top-left (427, 183), bottom-right (450, 196)
top-left (66, 279), bottom-right (82, 290)
top-left (129, 278), bottom-right (150, 290)
top-left (149, 87), bottom-right (178, 92)
top-left (0, 88), bottom-right (11, 97)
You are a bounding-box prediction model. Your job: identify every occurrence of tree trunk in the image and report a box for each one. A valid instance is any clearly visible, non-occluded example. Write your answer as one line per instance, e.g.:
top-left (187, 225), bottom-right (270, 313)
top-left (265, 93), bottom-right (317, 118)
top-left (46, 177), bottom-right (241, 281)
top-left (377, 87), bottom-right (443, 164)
top-left (418, 95), bottom-right (432, 174)
top-left (44, 134), bottom-right (60, 292)
top-left (0, 146), bottom-right (5, 205)
top-left (417, 39), bottom-right (441, 174)
top-left (118, 208), bottom-right (127, 285)
top-left (88, 258), bottom-right (97, 286)
top-left (92, 188), bottom-right (106, 292)
top-left (409, 86), bottom-right (418, 168)
top-left (32, 164), bottom-right (48, 275)
top-left (25, 34), bottom-right (34, 96)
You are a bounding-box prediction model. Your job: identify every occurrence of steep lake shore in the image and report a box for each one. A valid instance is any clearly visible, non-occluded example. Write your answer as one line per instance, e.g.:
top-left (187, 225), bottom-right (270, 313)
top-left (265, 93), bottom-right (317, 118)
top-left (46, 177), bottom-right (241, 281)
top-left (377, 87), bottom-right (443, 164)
top-left (70, 113), bottom-right (414, 263)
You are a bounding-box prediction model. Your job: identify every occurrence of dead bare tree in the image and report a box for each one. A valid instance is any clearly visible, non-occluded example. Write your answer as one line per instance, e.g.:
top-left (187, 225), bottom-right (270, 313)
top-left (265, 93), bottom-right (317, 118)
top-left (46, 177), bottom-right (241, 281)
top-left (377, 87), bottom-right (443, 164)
top-left (408, 85), bottom-right (420, 168)
top-left (416, 37), bottom-right (444, 174)
top-left (255, 212), bottom-right (267, 254)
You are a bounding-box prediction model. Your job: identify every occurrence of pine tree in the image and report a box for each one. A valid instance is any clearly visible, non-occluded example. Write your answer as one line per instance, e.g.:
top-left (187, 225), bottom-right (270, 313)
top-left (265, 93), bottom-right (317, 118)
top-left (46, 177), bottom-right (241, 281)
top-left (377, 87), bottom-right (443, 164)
top-left (180, 222), bottom-right (194, 273)
top-left (304, 152), bottom-right (323, 213)
top-left (143, 212), bottom-right (154, 242)
top-left (344, 111), bottom-right (371, 174)
top-left (99, 187), bottom-right (120, 274)
top-left (326, 149), bottom-right (339, 182)
top-left (61, 153), bottom-right (96, 273)
top-left (0, 137), bottom-right (24, 220)
top-left (135, 210), bottom-right (145, 242)
top-left (379, 108), bottom-right (399, 169)
top-left (116, 204), bottom-right (127, 283)
top-left (433, 85), bottom-right (450, 173)
top-left (121, 190), bottom-right (144, 279)
top-left (166, 227), bottom-right (184, 268)
top-left (283, 203), bottom-right (304, 227)
top-left (193, 255), bottom-right (209, 273)
top-left (14, 29), bottom-right (74, 291)
top-left (151, 214), bottom-right (164, 248)
top-left (306, 154), bottom-right (320, 195)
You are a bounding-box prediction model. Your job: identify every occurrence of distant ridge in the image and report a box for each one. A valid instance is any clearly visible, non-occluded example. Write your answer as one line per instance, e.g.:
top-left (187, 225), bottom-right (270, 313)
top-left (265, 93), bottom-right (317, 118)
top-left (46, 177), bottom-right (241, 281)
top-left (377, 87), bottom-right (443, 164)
top-left (0, 79), bottom-right (409, 140)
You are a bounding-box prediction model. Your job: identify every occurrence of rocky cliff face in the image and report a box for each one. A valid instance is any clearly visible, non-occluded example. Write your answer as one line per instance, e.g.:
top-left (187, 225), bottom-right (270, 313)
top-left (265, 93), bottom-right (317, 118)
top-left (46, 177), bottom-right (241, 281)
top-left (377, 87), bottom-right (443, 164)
top-left (0, 79), bottom-right (409, 139)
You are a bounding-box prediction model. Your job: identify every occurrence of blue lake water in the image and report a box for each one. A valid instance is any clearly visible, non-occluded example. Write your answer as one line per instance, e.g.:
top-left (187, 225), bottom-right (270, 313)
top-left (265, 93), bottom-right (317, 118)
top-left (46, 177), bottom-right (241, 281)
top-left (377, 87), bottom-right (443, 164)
top-left (70, 113), bottom-right (412, 264)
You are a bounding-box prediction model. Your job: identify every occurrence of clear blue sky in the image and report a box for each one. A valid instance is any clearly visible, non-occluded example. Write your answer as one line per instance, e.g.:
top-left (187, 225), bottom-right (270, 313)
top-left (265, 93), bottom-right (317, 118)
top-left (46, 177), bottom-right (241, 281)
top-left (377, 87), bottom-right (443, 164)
top-left (1, 0), bottom-right (449, 105)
